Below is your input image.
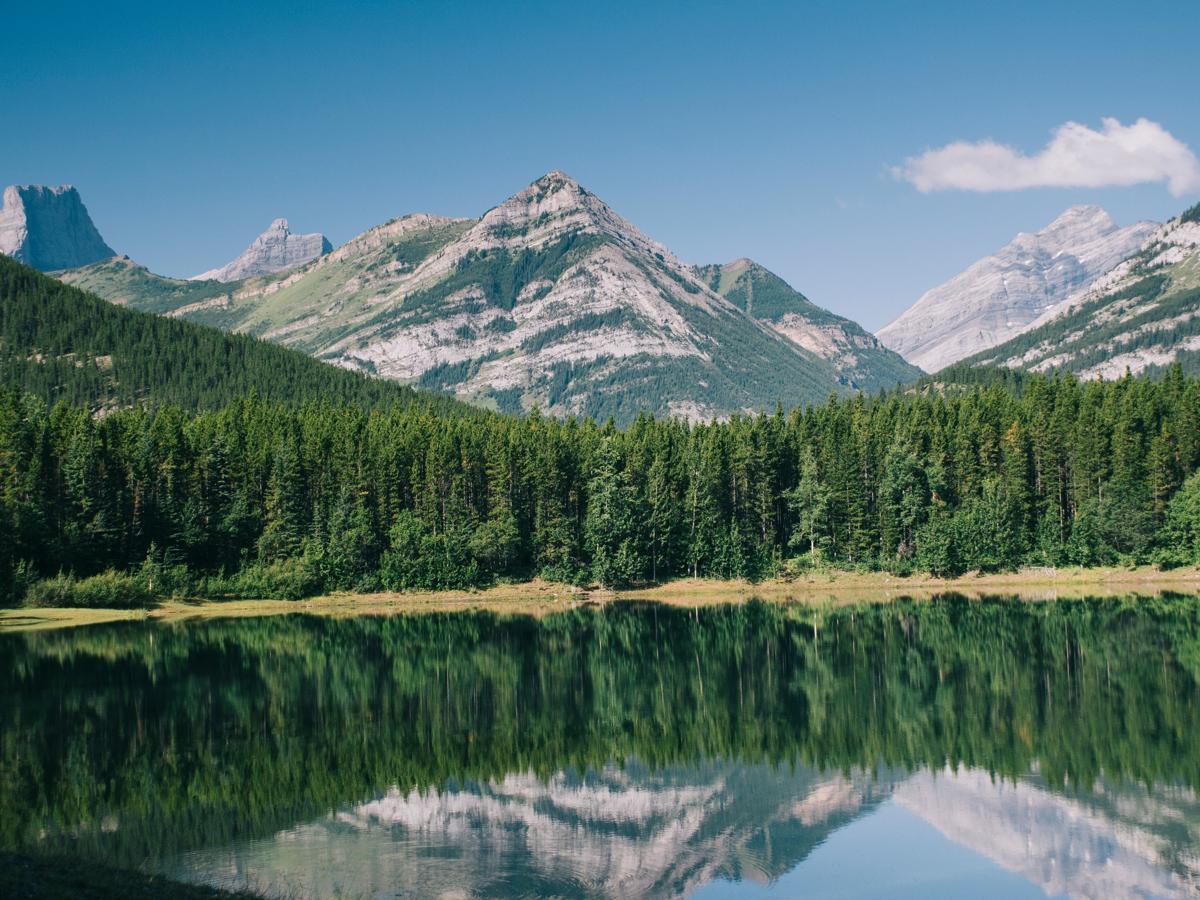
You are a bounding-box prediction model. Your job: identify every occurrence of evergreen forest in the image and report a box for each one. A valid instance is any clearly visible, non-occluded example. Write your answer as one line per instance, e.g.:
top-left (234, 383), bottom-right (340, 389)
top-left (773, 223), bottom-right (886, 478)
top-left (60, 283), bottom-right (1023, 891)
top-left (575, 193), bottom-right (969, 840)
top-left (4, 255), bottom-right (1200, 603)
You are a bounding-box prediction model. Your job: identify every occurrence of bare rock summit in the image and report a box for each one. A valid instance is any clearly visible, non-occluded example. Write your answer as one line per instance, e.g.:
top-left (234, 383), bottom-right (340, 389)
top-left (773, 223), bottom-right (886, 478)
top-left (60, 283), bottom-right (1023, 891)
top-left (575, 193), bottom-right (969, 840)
top-left (192, 218), bottom-right (332, 282)
top-left (0, 185), bottom-right (116, 271)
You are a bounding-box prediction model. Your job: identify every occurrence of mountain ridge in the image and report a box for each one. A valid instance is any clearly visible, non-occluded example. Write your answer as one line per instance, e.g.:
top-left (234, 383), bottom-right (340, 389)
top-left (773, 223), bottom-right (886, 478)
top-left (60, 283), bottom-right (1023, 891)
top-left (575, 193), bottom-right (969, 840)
top-left (697, 257), bottom-right (919, 388)
top-left (960, 201), bottom-right (1200, 379)
top-left (877, 205), bottom-right (1157, 372)
top-left (56, 171), bottom-right (917, 423)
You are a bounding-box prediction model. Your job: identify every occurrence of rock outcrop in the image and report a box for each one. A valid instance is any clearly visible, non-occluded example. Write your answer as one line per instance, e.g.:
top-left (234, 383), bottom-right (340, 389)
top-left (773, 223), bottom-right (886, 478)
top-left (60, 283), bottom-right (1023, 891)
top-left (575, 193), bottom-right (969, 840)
top-left (877, 206), bottom-right (1157, 372)
top-left (191, 218), bottom-right (331, 282)
top-left (0, 184), bottom-right (116, 271)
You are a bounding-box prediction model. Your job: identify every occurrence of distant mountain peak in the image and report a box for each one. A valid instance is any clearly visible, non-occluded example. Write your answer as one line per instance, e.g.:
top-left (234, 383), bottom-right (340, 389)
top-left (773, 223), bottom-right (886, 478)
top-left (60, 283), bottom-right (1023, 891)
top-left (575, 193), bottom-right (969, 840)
top-left (721, 257), bottom-right (755, 274)
top-left (961, 197), bottom-right (1200, 380)
top-left (1052, 203), bottom-right (1110, 222)
top-left (471, 172), bottom-right (676, 271)
top-left (192, 218), bottom-right (332, 282)
top-left (484, 171), bottom-right (603, 226)
top-left (0, 184), bottom-right (116, 271)
top-left (877, 205), bottom-right (1157, 372)
top-left (536, 169), bottom-right (580, 188)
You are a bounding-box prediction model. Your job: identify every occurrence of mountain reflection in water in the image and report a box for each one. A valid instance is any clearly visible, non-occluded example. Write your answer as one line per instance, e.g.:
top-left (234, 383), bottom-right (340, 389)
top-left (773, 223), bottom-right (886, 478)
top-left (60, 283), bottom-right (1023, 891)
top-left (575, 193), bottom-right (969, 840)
top-left (2, 596), bottom-right (1199, 898)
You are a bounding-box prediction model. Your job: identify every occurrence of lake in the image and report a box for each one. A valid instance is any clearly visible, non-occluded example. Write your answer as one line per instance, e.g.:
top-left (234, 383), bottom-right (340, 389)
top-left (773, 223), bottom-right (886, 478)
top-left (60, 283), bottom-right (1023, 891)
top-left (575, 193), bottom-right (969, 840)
top-left (2, 596), bottom-right (1199, 898)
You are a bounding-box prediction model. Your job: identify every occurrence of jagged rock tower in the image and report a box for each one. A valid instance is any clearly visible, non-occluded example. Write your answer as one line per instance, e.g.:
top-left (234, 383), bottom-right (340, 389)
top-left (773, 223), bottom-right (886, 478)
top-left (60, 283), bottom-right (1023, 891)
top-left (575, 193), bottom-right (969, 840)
top-left (0, 184), bottom-right (116, 271)
top-left (192, 218), bottom-right (332, 282)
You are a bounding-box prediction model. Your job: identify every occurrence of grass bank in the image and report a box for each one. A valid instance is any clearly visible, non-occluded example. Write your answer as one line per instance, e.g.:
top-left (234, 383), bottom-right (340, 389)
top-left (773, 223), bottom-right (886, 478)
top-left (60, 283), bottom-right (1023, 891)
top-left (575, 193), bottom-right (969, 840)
top-left (4, 566), bottom-right (1200, 633)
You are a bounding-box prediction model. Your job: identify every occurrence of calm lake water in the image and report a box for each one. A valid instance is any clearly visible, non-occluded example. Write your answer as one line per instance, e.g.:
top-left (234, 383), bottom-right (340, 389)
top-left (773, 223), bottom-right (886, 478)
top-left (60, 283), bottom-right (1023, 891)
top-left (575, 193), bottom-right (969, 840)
top-left (3, 597), bottom-right (1200, 899)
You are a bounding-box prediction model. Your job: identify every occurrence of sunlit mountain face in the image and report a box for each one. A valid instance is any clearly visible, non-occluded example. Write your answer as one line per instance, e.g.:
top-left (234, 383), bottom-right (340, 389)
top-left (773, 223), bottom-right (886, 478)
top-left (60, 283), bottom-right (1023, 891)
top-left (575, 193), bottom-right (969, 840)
top-left (2, 597), bottom-right (1200, 898)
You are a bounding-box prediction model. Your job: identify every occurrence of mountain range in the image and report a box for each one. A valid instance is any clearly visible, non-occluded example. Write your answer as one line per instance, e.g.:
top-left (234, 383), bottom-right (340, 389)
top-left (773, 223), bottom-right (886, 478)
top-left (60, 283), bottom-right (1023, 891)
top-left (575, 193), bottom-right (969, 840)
top-left (959, 202), bottom-right (1200, 378)
top-left (5, 174), bottom-right (1200, 421)
top-left (49, 172), bottom-right (920, 422)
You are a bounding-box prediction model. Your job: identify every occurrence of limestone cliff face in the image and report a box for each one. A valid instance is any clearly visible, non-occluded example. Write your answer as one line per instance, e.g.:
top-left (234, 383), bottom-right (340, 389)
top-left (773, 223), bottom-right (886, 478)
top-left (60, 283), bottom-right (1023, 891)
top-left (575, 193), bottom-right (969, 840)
top-left (191, 218), bottom-right (331, 282)
top-left (0, 185), bottom-right (116, 271)
top-left (877, 206), bottom-right (1156, 373)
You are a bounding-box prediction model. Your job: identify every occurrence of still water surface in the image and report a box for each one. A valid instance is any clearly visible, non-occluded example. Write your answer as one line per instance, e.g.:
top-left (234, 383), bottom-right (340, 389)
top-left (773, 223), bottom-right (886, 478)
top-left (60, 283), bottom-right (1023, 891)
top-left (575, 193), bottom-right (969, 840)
top-left (2, 597), bottom-right (1199, 898)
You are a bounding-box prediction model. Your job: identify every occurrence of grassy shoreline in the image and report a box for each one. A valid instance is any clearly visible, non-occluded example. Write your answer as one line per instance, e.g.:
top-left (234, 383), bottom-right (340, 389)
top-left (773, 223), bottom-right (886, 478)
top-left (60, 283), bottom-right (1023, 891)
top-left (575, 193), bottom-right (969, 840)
top-left (3, 565), bottom-right (1200, 633)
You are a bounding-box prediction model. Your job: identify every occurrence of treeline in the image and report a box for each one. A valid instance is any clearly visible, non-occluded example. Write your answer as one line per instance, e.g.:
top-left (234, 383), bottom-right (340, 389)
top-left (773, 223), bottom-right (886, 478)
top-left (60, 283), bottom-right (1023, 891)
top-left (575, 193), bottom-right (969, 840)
top-left (3, 364), bottom-right (1200, 601)
top-left (0, 255), bottom-right (467, 415)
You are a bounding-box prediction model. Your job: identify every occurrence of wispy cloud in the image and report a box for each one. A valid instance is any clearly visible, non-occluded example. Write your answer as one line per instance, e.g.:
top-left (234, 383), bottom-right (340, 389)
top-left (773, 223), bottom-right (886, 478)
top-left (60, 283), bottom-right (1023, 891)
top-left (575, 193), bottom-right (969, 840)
top-left (894, 118), bottom-right (1200, 197)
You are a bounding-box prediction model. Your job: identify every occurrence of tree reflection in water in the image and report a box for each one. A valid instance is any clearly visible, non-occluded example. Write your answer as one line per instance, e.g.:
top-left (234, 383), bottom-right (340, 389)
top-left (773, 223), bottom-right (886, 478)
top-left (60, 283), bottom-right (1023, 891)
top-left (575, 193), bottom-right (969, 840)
top-left (2, 595), bottom-right (1199, 897)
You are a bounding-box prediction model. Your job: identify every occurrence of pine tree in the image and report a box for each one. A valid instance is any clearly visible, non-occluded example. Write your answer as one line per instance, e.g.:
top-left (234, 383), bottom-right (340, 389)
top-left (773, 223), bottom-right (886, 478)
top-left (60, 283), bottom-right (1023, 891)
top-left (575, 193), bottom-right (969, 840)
top-left (787, 446), bottom-right (830, 558)
top-left (584, 438), bottom-right (644, 587)
top-left (258, 435), bottom-right (308, 561)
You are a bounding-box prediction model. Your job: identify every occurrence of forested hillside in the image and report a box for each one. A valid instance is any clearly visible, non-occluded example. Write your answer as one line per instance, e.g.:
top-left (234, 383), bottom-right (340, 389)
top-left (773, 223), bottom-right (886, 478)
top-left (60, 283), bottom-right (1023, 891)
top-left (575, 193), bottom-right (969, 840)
top-left (0, 256), bottom-right (466, 414)
top-left (697, 257), bottom-right (920, 391)
top-left (4, 367), bottom-right (1200, 602)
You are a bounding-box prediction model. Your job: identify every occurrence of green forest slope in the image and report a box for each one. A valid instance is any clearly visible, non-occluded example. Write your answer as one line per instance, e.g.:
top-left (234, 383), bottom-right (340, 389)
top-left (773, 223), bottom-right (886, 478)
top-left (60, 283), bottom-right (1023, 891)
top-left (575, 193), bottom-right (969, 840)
top-left (0, 255), bottom-right (469, 414)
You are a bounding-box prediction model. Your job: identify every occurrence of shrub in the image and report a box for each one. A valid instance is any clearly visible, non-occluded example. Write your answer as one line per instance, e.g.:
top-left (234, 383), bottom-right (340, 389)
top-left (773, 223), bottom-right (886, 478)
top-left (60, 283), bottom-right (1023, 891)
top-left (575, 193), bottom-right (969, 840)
top-left (26, 571), bottom-right (152, 609)
top-left (380, 513), bottom-right (480, 591)
top-left (200, 557), bottom-right (324, 601)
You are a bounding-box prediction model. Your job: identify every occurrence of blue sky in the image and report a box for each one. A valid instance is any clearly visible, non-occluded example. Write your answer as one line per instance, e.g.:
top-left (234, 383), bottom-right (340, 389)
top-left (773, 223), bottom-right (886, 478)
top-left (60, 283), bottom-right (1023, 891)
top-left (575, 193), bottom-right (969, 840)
top-left (3, 0), bottom-right (1198, 329)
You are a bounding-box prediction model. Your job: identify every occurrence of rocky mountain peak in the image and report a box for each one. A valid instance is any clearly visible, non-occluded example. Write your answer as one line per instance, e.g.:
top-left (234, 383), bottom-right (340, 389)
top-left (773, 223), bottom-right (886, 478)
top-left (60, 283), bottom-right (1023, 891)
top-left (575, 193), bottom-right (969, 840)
top-left (1036, 204), bottom-right (1119, 252)
top-left (966, 197), bottom-right (1200, 380)
top-left (192, 218), bottom-right (332, 282)
top-left (0, 184), bottom-right (116, 271)
top-left (482, 171), bottom-right (603, 230)
top-left (1047, 203), bottom-right (1110, 225)
top-left (534, 169), bottom-right (582, 192)
top-left (877, 205), bottom-right (1158, 372)
top-left (461, 171), bottom-right (679, 271)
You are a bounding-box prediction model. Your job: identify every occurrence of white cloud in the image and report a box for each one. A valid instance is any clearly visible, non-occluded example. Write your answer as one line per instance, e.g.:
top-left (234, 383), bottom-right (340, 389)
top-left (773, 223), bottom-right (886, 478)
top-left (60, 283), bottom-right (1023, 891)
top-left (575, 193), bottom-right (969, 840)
top-left (895, 118), bottom-right (1200, 197)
